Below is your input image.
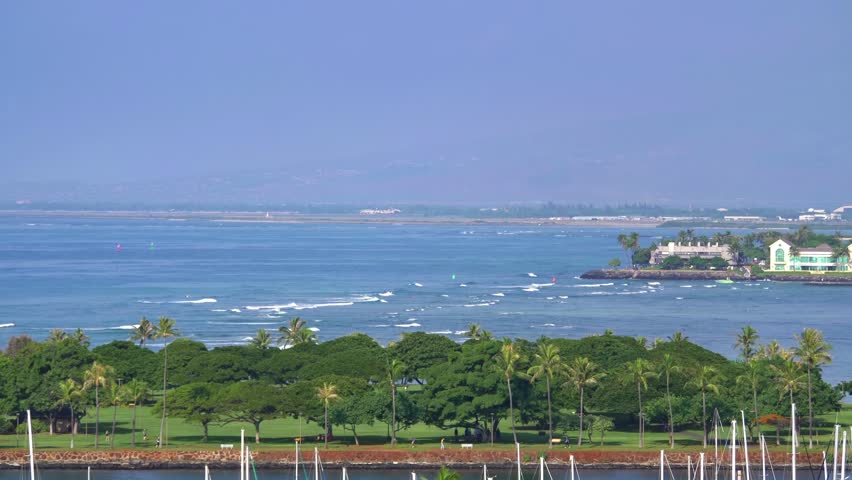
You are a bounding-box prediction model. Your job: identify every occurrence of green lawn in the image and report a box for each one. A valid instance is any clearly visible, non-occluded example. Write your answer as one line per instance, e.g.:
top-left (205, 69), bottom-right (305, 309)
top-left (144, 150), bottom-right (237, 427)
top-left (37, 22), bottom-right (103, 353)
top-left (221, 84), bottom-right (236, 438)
top-left (6, 404), bottom-right (852, 453)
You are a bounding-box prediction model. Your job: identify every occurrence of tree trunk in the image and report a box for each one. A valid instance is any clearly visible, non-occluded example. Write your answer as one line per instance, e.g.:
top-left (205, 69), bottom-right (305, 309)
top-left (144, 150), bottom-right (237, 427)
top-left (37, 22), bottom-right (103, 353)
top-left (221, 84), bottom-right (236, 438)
top-left (131, 405), bottom-right (137, 447)
top-left (752, 386), bottom-right (759, 443)
top-left (666, 374), bottom-right (674, 448)
top-left (578, 386), bottom-right (584, 447)
top-left (111, 404), bottom-right (117, 448)
top-left (49, 414), bottom-right (55, 435)
top-left (391, 384), bottom-right (397, 446)
top-left (324, 405), bottom-right (329, 449)
top-left (254, 421), bottom-right (261, 444)
top-left (95, 385), bottom-right (100, 448)
top-left (638, 383), bottom-right (644, 448)
top-left (546, 375), bottom-right (553, 448)
top-left (701, 390), bottom-right (707, 448)
top-left (70, 406), bottom-right (75, 449)
top-left (202, 421), bottom-right (209, 442)
top-left (158, 338), bottom-right (169, 448)
top-left (806, 364), bottom-right (813, 448)
top-left (352, 426), bottom-right (359, 446)
top-left (507, 374), bottom-right (517, 445)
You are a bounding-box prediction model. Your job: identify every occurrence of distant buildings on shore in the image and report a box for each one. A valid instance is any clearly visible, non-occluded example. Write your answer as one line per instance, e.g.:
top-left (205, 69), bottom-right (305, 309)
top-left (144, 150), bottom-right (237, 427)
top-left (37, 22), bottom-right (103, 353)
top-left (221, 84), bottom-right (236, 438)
top-left (649, 242), bottom-right (735, 266)
top-left (769, 239), bottom-right (852, 272)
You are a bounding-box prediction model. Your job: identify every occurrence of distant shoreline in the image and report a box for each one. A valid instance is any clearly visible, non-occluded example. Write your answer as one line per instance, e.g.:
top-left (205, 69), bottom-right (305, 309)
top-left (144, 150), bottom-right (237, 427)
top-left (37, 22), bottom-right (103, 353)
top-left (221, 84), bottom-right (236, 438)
top-left (0, 210), bottom-right (664, 228)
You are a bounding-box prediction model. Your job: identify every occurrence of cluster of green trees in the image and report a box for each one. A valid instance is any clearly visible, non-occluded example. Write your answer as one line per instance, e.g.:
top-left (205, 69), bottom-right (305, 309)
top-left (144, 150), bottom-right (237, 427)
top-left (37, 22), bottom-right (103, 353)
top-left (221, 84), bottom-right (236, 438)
top-left (614, 227), bottom-right (852, 268)
top-left (0, 319), bottom-right (843, 449)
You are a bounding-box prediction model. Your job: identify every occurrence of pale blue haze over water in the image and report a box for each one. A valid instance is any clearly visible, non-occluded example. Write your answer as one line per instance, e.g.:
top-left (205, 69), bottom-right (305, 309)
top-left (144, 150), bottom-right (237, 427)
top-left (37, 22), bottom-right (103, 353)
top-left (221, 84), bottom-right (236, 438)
top-left (1, 217), bottom-right (849, 383)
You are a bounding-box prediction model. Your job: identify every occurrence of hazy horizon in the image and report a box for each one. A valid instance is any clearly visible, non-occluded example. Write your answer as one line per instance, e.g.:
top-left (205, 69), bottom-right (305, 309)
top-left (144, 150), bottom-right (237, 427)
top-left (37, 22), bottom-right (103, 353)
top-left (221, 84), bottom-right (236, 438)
top-left (3, 2), bottom-right (851, 207)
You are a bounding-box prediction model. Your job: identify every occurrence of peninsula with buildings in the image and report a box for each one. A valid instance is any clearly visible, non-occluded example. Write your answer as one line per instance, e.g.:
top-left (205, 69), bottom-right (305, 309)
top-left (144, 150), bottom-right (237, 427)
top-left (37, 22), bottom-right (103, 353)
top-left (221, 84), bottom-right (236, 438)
top-left (583, 226), bottom-right (852, 283)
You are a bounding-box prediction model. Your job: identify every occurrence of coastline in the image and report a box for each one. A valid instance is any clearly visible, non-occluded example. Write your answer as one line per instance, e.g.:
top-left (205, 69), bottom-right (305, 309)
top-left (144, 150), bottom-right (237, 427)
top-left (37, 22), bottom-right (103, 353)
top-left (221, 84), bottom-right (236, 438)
top-left (0, 448), bottom-right (815, 470)
top-left (0, 210), bottom-right (663, 228)
top-left (580, 269), bottom-right (852, 283)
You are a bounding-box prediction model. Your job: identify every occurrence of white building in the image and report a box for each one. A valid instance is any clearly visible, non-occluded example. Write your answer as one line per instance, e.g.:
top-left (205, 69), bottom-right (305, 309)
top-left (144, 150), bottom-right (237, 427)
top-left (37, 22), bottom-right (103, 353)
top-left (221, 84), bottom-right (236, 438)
top-left (769, 239), bottom-right (852, 271)
top-left (649, 242), bottom-right (734, 265)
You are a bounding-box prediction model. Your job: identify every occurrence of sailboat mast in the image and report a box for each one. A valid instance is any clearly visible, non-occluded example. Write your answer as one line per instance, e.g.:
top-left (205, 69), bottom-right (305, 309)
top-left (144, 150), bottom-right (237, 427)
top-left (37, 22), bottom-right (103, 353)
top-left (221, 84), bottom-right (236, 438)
top-left (760, 435), bottom-right (766, 480)
top-left (841, 431), bottom-right (847, 480)
top-left (240, 429), bottom-right (245, 480)
top-left (569, 455), bottom-right (575, 480)
top-left (27, 410), bottom-right (35, 480)
top-left (314, 447), bottom-right (319, 480)
top-left (660, 450), bottom-right (664, 480)
top-left (700, 452), bottom-right (705, 480)
top-left (792, 403), bottom-right (797, 480)
top-left (295, 440), bottom-right (300, 480)
top-left (833, 425), bottom-right (840, 480)
top-left (516, 443), bottom-right (522, 480)
top-left (731, 421), bottom-right (737, 480)
top-left (741, 411), bottom-right (750, 480)
top-left (539, 456), bottom-right (544, 480)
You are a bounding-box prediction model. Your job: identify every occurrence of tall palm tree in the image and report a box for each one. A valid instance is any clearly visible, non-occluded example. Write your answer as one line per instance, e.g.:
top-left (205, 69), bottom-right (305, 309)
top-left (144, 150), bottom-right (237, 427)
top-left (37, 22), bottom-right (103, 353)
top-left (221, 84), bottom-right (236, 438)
top-left (430, 467), bottom-right (462, 480)
top-left (565, 356), bottom-right (603, 447)
top-left (316, 382), bottom-right (339, 449)
top-left (124, 379), bottom-right (149, 447)
top-left (106, 382), bottom-right (124, 448)
top-left (154, 316), bottom-right (179, 448)
top-left (687, 365), bottom-right (719, 448)
top-left (668, 331), bottom-right (688, 342)
top-left (130, 317), bottom-right (155, 347)
top-left (773, 359), bottom-right (805, 406)
top-left (735, 325), bottom-right (760, 362)
top-left (386, 358), bottom-right (406, 446)
top-left (47, 329), bottom-right (68, 343)
top-left (495, 339), bottom-right (521, 445)
top-left (527, 342), bottom-right (564, 447)
top-left (759, 340), bottom-right (792, 361)
top-left (794, 328), bottom-right (832, 448)
top-left (736, 361), bottom-right (762, 441)
top-left (83, 361), bottom-right (113, 448)
top-left (623, 358), bottom-right (656, 448)
top-left (277, 317), bottom-right (316, 348)
top-left (617, 232), bottom-right (640, 267)
top-left (250, 329), bottom-right (272, 350)
top-left (658, 354), bottom-right (681, 448)
top-left (466, 323), bottom-right (483, 340)
top-left (57, 378), bottom-right (81, 448)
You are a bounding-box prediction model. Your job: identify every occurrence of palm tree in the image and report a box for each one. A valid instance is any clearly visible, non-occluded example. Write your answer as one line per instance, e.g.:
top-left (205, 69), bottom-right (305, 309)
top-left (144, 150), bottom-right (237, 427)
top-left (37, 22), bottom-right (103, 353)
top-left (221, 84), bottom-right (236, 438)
top-left (72, 328), bottom-right (90, 347)
top-left (668, 330), bottom-right (688, 342)
top-left (277, 317), bottom-right (316, 348)
top-left (386, 358), bottom-right (406, 446)
top-left (617, 232), bottom-right (640, 267)
top-left (130, 317), bottom-right (155, 347)
top-left (623, 358), bottom-right (656, 448)
top-left (759, 340), bottom-right (792, 361)
top-left (794, 328), bottom-right (832, 448)
top-left (727, 237), bottom-right (743, 265)
top-left (106, 382), bottom-right (124, 448)
top-left (316, 382), bottom-right (339, 449)
top-left (83, 361), bottom-right (113, 448)
top-left (736, 361), bottom-right (762, 441)
top-left (154, 316), bottom-right (179, 448)
top-left (565, 356), bottom-right (603, 447)
top-left (47, 329), bottom-right (68, 343)
top-left (773, 359), bottom-right (805, 406)
top-left (735, 326), bottom-right (760, 362)
top-left (658, 354), bottom-right (681, 448)
top-left (527, 342), bottom-right (564, 447)
top-left (124, 379), bottom-right (149, 447)
top-left (57, 378), bottom-right (81, 448)
top-left (250, 329), bottom-right (273, 350)
top-left (429, 467), bottom-right (462, 480)
top-left (687, 365), bottom-right (719, 448)
top-left (495, 339), bottom-right (521, 445)
top-left (466, 323), bottom-right (483, 340)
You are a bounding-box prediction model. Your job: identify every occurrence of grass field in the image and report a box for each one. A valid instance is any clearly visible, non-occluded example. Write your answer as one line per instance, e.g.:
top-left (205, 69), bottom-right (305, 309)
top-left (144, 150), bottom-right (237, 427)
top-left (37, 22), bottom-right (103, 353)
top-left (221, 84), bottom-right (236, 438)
top-left (6, 404), bottom-right (851, 453)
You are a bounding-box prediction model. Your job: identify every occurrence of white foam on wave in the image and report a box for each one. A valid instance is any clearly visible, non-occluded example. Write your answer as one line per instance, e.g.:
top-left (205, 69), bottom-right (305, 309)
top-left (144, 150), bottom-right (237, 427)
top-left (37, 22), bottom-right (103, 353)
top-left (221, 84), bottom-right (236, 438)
top-left (0, 323), bottom-right (15, 328)
top-left (704, 285), bottom-right (717, 289)
top-left (295, 302), bottom-right (353, 310)
top-left (676, 297), bottom-right (684, 300)
top-left (112, 325), bottom-right (138, 330)
top-left (379, 291), bottom-right (394, 297)
top-left (230, 308), bottom-right (242, 313)
top-left (459, 284), bottom-right (467, 287)
top-left (528, 272), bottom-right (538, 277)
top-left (395, 322), bottom-right (421, 328)
top-left (464, 302), bottom-right (492, 307)
top-left (532, 282), bottom-right (554, 288)
top-left (380, 299), bottom-right (388, 303)
top-left (413, 282), bottom-right (424, 287)
top-left (647, 282), bottom-right (661, 286)
top-left (576, 283), bottom-right (614, 288)
top-left (209, 322), bottom-right (276, 325)
top-left (546, 296), bottom-right (555, 300)
top-left (559, 295), bottom-right (568, 299)
top-left (441, 294), bottom-right (450, 297)
top-left (308, 327), bottom-right (320, 332)
top-left (522, 287), bottom-right (539, 292)
top-left (352, 295), bottom-right (380, 303)
top-left (617, 291), bottom-right (647, 295)
top-left (211, 309), bottom-right (227, 312)
top-left (454, 330), bottom-right (467, 335)
top-left (429, 330), bottom-right (453, 335)
top-left (137, 300), bottom-right (162, 304)
top-left (587, 291), bottom-right (612, 295)
top-left (680, 285), bottom-right (693, 288)
top-left (492, 292), bottom-right (505, 297)
top-left (543, 323), bottom-right (556, 327)
top-left (173, 298), bottom-right (218, 304)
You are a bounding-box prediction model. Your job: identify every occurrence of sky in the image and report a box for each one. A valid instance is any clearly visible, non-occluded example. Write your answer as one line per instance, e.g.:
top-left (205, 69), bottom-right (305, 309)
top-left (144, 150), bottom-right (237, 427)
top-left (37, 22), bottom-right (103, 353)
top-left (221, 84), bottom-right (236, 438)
top-left (1, 2), bottom-right (851, 207)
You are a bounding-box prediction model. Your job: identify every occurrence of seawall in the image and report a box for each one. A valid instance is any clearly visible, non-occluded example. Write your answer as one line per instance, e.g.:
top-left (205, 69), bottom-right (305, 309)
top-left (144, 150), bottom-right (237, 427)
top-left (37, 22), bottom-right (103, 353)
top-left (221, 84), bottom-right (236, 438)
top-left (0, 448), bottom-right (816, 469)
top-left (580, 269), bottom-right (852, 283)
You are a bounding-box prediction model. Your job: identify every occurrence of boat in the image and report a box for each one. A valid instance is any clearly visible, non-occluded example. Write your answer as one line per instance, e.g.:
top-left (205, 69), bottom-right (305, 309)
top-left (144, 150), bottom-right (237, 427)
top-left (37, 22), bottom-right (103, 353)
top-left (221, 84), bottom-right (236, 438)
top-left (716, 278), bottom-right (734, 284)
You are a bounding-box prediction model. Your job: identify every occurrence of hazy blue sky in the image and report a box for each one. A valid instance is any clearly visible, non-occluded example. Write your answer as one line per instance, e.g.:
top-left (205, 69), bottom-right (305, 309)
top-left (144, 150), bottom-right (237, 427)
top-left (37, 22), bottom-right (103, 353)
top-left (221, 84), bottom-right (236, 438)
top-left (2, 2), bottom-right (851, 206)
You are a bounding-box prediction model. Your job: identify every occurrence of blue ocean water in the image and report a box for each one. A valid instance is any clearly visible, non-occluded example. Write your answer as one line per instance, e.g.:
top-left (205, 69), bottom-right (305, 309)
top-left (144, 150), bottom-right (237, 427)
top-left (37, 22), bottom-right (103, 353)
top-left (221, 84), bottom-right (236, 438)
top-left (1, 217), bottom-right (849, 383)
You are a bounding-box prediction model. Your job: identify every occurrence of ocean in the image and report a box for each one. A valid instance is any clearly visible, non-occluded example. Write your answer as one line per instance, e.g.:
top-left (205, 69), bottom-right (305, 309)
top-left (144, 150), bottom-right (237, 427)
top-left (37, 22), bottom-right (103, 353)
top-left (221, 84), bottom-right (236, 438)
top-left (1, 216), bottom-right (849, 383)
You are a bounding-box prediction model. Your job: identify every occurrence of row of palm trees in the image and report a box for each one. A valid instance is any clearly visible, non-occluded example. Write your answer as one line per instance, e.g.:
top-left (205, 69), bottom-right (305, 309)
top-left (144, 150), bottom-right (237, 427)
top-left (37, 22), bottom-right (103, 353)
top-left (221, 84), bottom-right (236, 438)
top-left (249, 317), bottom-right (318, 350)
top-left (58, 362), bottom-right (148, 448)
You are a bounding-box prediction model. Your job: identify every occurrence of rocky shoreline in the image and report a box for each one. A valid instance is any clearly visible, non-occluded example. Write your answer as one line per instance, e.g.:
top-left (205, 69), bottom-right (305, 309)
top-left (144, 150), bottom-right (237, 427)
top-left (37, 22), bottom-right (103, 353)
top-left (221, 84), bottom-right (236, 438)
top-left (580, 269), bottom-right (852, 283)
top-left (0, 448), bottom-right (816, 470)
